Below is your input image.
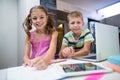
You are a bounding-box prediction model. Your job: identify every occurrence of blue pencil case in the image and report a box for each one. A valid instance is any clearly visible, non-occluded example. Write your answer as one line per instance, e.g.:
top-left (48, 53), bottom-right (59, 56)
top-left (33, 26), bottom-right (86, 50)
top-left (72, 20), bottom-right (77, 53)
top-left (107, 55), bottom-right (120, 66)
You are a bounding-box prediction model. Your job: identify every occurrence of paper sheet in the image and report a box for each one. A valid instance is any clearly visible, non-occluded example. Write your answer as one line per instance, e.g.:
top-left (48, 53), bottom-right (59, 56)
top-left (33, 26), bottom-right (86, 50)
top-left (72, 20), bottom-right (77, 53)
top-left (7, 65), bottom-right (62, 80)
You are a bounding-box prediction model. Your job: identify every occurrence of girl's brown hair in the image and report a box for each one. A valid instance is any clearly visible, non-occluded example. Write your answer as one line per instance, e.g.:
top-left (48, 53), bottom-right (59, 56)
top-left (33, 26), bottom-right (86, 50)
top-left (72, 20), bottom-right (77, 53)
top-left (23, 5), bottom-right (55, 40)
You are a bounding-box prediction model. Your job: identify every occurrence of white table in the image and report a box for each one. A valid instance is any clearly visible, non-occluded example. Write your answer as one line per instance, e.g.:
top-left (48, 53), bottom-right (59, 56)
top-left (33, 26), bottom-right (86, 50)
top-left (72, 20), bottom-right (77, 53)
top-left (0, 59), bottom-right (120, 80)
top-left (0, 69), bottom-right (7, 80)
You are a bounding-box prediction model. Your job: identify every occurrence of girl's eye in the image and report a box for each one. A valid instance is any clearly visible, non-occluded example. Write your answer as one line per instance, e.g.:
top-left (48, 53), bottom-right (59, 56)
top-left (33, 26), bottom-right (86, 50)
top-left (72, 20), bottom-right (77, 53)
top-left (40, 16), bottom-right (44, 19)
top-left (32, 17), bottom-right (37, 20)
top-left (32, 16), bottom-right (44, 20)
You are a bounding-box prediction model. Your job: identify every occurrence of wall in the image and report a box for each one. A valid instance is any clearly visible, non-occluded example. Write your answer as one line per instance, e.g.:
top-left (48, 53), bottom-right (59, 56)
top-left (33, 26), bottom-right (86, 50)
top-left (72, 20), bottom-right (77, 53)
top-left (0, 0), bottom-right (18, 69)
top-left (102, 14), bottom-right (120, 28)
top-left (0, 0), bottom-right (40, 69)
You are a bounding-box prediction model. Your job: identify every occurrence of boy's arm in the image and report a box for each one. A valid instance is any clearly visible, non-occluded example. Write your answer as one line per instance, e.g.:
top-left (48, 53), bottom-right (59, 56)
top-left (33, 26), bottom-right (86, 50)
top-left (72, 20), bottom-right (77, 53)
top-left (72, 41), bottom-right (91, 57)
top-left (58, 45), bottom-right (67, 58)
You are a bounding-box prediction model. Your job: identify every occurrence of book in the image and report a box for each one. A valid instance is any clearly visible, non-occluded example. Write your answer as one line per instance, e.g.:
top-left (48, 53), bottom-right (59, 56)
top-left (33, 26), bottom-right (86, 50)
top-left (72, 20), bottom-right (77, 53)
top-left (107, 55), bottom-right (120, 66)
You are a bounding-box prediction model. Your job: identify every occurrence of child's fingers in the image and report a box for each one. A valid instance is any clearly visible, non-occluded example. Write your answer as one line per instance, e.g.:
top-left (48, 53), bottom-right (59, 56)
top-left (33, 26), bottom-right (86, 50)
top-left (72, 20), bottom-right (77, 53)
top-left (62, 47), bottom-right (71, 58)
top-left (62, 49), bottom-right (67, 57)
top-left (22, 60), bottom-right (31, 67)
top-left (33, 59), bottom-right (48, 70)
top-left (69, 47), bottom-right (75, 53)
top-left (62, 52), bottom-right (67, 58)
top-left (68, 47), bottom-right (75, 57)
top-left (22, 63), bottom-right (27, 67)
top-left (58, 53), bottom-right (63, 58)
top-left (30, 57), bottom-right (42, 67)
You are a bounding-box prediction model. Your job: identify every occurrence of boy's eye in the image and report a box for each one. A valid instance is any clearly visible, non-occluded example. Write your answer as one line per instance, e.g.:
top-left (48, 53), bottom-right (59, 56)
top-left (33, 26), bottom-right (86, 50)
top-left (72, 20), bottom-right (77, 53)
top-left (77, 21), bottom-right (81, 24)
top-left (71, 22), bottom-right (75, 24)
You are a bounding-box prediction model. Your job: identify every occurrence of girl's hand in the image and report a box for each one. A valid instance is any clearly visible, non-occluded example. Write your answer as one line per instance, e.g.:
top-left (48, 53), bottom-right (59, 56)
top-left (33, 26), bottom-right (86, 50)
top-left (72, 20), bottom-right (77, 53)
top-left (23, 57), bottom-right (49, 70)
top-left (22, 59), bottom-right (31, 67)
top-left (62, 47), bottom-right (75, 58)
top-left (31, 57), bottom-right (49, 70)
top-left (23, 57), bottom-right (41, 67)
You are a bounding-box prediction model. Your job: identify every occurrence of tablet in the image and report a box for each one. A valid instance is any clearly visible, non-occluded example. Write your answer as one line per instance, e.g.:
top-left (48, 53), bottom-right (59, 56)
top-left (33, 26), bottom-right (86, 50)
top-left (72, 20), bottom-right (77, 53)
top-left (59, 62), bottom-right (112, 77)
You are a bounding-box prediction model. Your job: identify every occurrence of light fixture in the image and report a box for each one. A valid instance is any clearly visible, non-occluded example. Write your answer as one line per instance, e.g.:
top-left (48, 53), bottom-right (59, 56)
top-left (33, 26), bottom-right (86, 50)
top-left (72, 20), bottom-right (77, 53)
top-left (58, 24), bottom-right (63, 28)
top-left (98, 2), bottom-right (120, 18)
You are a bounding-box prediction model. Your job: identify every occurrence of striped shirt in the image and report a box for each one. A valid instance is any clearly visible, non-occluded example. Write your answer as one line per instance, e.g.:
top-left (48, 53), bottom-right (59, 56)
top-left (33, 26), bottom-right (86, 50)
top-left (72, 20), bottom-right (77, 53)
top-left (62, 28), bottom-right (94, 49)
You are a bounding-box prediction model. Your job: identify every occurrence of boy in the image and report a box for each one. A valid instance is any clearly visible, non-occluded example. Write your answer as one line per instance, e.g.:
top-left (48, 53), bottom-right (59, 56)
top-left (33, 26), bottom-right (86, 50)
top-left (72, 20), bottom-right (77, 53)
top-left (59, 11), bottom-right (94, 58)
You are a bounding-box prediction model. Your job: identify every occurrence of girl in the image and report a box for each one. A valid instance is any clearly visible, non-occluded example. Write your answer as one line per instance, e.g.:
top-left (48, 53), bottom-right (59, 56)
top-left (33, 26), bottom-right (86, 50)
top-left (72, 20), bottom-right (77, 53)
top-left (59, 11), bottom-right (94, 58)
top-left (23, 5), bottom-right (58, 70)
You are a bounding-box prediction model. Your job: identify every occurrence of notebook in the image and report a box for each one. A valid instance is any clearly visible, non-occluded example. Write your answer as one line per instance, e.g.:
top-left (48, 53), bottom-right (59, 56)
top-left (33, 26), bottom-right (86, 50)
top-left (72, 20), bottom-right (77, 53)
top-left (73, 22), bottom-right (120, 62)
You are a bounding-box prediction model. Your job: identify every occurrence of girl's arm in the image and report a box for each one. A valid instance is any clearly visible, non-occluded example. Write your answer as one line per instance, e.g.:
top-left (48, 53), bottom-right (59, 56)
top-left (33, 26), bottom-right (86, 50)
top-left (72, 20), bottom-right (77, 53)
top-left (43, 31), bottom-right (58, 63)
top-left (23, 36), bottom-right (31, 64)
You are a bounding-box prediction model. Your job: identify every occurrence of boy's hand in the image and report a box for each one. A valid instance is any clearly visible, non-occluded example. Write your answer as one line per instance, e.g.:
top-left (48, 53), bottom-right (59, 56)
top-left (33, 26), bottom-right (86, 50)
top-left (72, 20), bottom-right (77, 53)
top-left (62, 47), bottom-right (75, 58)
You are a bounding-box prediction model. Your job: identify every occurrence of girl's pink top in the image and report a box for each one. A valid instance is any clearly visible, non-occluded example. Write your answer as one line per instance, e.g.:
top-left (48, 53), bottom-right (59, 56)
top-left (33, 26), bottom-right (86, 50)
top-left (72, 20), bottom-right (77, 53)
top-left (30, 32), bottom-right (52, 59)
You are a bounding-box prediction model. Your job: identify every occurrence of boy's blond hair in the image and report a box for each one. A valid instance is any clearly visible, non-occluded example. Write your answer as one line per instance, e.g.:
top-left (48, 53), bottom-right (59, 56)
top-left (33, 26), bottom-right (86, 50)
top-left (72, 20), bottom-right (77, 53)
top-left (67, 11), bottom-right (83, 22)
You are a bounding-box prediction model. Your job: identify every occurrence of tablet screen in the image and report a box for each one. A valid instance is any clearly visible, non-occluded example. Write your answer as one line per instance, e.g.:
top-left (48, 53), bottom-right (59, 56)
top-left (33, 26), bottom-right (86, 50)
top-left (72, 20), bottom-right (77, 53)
top-left (61, 63), bottom-right (105, 73)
